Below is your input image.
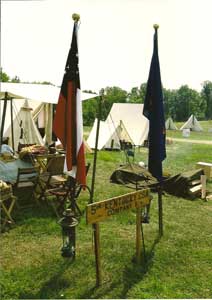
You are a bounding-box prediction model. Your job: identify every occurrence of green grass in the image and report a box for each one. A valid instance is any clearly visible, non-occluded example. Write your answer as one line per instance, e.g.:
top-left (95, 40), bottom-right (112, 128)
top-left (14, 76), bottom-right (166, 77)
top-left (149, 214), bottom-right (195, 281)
top-left (167, 120), bottom-right (212, 141)
top-left (1, 142), bottom-right (212, 299)
top-left (166, 129), bottom-right (212, 141)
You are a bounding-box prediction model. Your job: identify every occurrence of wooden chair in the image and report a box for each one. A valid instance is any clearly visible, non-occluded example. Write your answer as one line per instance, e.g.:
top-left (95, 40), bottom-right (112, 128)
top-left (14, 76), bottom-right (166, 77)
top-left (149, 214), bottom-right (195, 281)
top-left (46, 163), bottom-right (91, 218)
top-left (38, 155), bottom-right (67, 201)
top-left (13, 167), bottom-right (40, 208)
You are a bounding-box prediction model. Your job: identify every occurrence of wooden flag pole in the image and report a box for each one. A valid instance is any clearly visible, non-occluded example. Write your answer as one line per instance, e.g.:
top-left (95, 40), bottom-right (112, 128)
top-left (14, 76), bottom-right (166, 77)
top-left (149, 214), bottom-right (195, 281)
top-left (152, 23), bottom-right (164, 238)
top-left (158, 185), bottom-right (163, 237)
top-left (90, 91), bottom-right (103, 203)
top-left (90, 90), bottom-right (104, 287)
top-left (136, 207), bottom-right (142, 263)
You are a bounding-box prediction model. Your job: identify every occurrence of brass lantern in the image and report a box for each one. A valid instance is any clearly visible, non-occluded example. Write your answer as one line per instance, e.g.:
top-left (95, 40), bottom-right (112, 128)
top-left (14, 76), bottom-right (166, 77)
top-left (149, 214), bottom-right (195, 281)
top-left (58, 209), bottom-right (78, 258)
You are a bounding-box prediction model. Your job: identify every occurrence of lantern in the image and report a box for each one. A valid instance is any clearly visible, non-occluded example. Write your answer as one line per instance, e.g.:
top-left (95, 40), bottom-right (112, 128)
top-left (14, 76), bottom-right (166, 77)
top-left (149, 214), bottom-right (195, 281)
top-left (58, 209), bottom-right (78, 258)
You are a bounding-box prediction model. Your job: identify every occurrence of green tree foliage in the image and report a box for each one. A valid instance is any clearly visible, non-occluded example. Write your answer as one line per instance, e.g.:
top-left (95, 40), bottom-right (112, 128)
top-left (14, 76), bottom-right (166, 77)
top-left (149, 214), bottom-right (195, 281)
top-left (139, 83), bottom-right (147, 103)
top-left (0, 69), bottom-right (10, 82)
top-left (163, 88), bottom-right (177, 119)
top-left (82, 90), bottom-right (98, 126)
top-left (101, 86), bottom-right (128, 120)
top-left (174, 85), bottom-right (206, 121)
top-left (82, 86), bottom-right (128, 126)
top-left (128, 87), bottom-right (141, 103)
top-left (11, 76), bottom-right (20, 83)
top-left (201, 81), bottom-right (212, 120)
top-left (82, 98), bottom-right (98, 126)
top-left (127, 83), bottom-right (147, 103)
top-left (164, 85), bottom-right (206, 121)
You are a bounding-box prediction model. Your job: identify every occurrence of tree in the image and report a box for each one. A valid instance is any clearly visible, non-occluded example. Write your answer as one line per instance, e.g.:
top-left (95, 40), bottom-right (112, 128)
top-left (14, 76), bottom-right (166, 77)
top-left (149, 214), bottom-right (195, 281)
top-left (174, 85), bottom-right (205, 121)
top-left (102, 86), bottom-right (128, 119)
top-left (0, 69), bottom-right (10, 82)
top-left (82, 98), bottom-right (98, 126)
top-left (82, 86), bottom-right (128, 126)
top-left (128, 87), bottom-right (141, 103)
top-left (11, 76), bottom-right (20, 83)
top-left (163, 88), bottom-right (177, 119)
top-left (139, 83), bottom-right (147, 103)
top-left (201, 81), bottom-right (212, 120)
top-left (127, 83), bottom-right (147, 103)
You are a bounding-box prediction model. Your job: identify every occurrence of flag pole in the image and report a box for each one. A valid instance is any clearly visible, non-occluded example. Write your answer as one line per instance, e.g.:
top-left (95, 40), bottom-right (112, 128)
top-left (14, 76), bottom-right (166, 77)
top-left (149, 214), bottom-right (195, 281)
top-left (90, 89), bottom-right (103, 287)
top-left (153, 23), bottom-right (163, 237)
top-left (158, 184), bottom-right (163, 237)
top-left (143, 23), bottom-right (165, 238)
top-left (90, 89), bottom-right (103, 203)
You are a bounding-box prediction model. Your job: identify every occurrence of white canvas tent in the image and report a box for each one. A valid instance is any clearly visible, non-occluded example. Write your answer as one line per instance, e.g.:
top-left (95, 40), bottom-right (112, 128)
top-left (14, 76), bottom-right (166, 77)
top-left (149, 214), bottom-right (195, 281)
top-left (0, 82), bottom-right (96, 104)
top-left (0, 95), bottom-right (41, 139)
top-left (180, 115), bottom-right (203, 132)
top-left (4, 100), bottom-right (44, 150)
top-left (87, 119), bottom-right (133, 150)
top-left (165, 117), bottom-right (178, 130)
top-left (0, 82), bottom-right (97, 145)
top-left (105, 103), bottom-right (149, 146)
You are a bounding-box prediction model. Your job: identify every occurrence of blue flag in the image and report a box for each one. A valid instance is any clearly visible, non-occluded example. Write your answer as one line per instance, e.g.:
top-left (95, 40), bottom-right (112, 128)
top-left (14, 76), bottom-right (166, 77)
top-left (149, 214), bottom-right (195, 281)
top-left (143, 26), bottom-right (166, 181)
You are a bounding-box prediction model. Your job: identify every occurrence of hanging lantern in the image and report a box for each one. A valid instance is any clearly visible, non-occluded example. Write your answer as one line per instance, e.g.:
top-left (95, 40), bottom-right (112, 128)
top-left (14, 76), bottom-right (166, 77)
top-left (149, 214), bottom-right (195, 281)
top-left (58, 209), bottom-right (78, 258)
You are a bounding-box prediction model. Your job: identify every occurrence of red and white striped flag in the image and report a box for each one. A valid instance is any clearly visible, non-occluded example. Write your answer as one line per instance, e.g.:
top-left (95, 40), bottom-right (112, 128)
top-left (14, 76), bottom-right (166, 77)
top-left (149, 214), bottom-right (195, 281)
top-left (53, 18), bottom-right (86, 185)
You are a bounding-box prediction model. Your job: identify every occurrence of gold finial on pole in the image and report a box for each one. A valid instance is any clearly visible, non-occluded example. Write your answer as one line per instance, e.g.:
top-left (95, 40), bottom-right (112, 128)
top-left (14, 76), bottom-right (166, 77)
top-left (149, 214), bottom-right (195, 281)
top-left (153, 24), bottom-right (159, 30)
top-left (72, 13), bottom-right (80, 22)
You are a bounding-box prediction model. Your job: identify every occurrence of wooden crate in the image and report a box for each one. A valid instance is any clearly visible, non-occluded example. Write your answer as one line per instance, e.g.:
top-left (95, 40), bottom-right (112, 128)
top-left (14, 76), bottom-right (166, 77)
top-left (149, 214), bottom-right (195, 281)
top-left (196, 162), bottom-right (212, 179)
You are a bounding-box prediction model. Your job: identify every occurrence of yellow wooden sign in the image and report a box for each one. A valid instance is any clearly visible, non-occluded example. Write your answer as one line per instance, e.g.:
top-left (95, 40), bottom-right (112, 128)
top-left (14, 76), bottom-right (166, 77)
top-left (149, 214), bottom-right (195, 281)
top-left (86, 189), bottom-right (150, 224)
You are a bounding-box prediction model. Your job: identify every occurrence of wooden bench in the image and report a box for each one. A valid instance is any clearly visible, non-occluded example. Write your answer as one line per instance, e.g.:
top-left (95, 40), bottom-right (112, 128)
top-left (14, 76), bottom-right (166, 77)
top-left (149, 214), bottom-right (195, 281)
top-left (196, 162), bottom-right (212, 179)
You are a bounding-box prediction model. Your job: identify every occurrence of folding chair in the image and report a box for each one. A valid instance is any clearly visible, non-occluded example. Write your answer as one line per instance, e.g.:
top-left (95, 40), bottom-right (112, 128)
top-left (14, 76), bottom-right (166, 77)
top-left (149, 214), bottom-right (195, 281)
top-left (46, 163), bottom-right (91, 217)
top-left (0, 188), bottom-right (17, 228)
top-left (13, 167), bottom-right (40, 208)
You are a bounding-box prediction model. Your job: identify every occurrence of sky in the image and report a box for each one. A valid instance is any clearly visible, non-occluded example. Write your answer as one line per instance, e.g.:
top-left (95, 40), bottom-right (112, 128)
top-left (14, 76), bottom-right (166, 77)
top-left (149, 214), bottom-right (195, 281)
top-left (1, 0), bottom-right (212, 93)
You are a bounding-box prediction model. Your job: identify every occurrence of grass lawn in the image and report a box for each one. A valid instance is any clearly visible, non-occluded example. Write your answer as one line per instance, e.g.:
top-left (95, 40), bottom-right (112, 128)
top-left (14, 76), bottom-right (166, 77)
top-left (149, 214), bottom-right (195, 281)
top-left (167, 120), bottom-right (212, 141)
top-left (1, 141), bottom-right (212, 298)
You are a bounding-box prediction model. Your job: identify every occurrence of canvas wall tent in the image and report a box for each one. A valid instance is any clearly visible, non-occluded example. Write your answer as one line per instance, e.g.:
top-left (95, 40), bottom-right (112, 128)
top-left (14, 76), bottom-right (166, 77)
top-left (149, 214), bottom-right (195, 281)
top-left (165, 117), bottom-right (178, 130)
top-left (4, 100), bottom-right (44, 150)
top-left (0, 82), bottom-right (97, 146)
top-left (87, 118), bottom-right (133, 150)
top-left (180, 114), bottom-right (203, 132)
top-left (105, 103), bottom-right (149, 146)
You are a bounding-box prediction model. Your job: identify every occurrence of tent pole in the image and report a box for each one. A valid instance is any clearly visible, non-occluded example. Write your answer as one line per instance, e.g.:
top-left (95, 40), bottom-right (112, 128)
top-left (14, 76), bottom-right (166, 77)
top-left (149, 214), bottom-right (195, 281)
top-left (10, 98), bottom-right (15, 151)
top-left (0, 93), bottom-right (8, 148)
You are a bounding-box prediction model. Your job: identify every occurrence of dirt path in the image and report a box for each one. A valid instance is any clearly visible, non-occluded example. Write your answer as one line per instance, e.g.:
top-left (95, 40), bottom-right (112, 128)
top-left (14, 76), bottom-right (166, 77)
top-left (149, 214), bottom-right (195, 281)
top-left (168, 137), bottom-right (212, 145)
